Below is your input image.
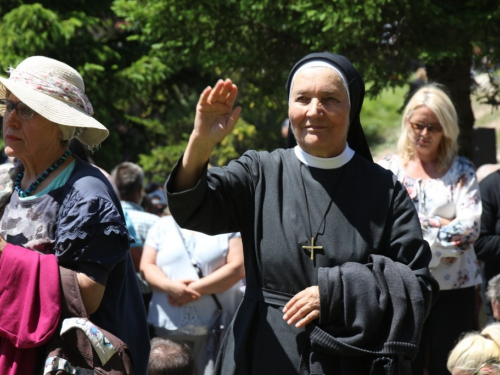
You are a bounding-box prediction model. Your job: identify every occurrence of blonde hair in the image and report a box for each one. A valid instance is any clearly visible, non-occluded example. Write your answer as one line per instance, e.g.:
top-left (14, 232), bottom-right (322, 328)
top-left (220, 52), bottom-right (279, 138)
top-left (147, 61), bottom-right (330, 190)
top-left (447, 323), bottom-right (500, 374)
top-left (397, 84), bottom-right (459, 172)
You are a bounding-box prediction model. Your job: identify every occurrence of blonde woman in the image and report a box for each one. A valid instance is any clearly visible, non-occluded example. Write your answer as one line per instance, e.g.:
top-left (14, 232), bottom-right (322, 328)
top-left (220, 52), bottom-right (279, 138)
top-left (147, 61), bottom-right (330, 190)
top-left (378, 84), bottom-right (482, 374)
top-left (448, 323), bottom-right (500, 375)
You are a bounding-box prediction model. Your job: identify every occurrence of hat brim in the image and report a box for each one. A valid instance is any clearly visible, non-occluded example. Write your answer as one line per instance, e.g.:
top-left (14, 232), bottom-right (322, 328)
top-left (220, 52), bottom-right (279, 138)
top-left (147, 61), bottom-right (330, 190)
top-left (0, 77), bottom-right (109, 147)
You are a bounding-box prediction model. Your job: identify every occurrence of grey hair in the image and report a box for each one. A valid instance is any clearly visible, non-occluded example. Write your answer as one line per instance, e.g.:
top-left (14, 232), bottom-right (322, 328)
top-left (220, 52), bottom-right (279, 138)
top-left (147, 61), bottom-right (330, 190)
top-left (487, 275), bottom-right (500, 303)
top-left (148, 337), bottom-right (194, 375)
top-left (111, 162), bottom-right (144, 201)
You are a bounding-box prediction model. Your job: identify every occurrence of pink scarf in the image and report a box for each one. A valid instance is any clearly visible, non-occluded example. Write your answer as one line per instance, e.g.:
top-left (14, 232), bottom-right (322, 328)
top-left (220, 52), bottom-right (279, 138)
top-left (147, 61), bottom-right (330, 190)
top-left (0, 243), bottom-right (61, 374)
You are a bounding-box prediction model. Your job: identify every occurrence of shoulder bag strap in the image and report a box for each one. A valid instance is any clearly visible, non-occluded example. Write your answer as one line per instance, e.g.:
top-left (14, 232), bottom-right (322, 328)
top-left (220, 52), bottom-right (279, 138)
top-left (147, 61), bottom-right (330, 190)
top-left (174, 224), bottom-right (223, 312)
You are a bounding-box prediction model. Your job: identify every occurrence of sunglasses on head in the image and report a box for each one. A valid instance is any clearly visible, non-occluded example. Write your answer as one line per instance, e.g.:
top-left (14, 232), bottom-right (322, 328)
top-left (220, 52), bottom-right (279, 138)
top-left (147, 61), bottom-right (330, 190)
top-left (0, 99), bottom-right (35, 120)
top-left (409, 121), bottom-right (443, 133)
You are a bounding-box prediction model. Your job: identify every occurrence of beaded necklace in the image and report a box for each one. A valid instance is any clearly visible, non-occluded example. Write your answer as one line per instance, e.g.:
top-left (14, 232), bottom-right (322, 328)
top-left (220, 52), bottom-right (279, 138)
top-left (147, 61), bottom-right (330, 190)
top-left (14, 149), bottom-right (72, 198)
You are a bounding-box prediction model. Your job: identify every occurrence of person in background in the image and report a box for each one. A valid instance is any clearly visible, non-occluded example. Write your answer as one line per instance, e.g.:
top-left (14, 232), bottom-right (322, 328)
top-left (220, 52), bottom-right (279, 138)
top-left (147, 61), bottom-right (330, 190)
top-left (476, 164), bottom-right (500, 183)
top-left (378, 84), bottom-right (482, 374)
top-left (148, 337), bottom-right (195, 375)
top-left (486, 274), bottom-right (500, 322)
top-left (140, 191), bottom-right (157, 215)
top-left (149, 189), bottom-right (169, 216)
top-left (0, 55), bottom-right (149, 373)
top-left (447, 323), bottom-right (500, 375)
top-left (146, 182), bottom-right (169, 216)
top-left (112, 163), bottom-right (159, 268)
top-left (141, 214), bottom-right (244, 375)
top-left (475, 169), bottom-right (500, 323)
top-left (403, 67), bottom-right (428, 107)
top-left (166, 52), bottom-right (437, 374)
top-left (111, 162), bottom-right (160, 312)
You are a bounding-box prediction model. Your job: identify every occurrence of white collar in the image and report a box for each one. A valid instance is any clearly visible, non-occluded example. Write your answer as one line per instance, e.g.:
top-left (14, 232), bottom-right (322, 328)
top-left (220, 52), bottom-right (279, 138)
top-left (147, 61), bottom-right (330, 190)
top-left (294, 144), bottom-right (354, 169)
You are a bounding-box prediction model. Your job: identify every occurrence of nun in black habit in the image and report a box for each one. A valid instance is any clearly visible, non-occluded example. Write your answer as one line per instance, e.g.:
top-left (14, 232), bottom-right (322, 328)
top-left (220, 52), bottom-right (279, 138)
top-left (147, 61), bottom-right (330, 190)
top-left (166, 52), bottom-right (439, 375)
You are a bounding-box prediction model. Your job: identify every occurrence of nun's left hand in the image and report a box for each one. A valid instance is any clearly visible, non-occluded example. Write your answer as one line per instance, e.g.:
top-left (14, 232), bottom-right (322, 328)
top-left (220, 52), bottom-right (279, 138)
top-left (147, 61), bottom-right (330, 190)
top-left (283, 286), bottom-right (320, 328)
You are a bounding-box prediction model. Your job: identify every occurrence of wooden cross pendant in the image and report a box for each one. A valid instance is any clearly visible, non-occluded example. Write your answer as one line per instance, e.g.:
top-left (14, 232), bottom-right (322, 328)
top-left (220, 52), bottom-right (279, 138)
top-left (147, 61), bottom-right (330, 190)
top-left (302, 238), bottom-right (323, 260)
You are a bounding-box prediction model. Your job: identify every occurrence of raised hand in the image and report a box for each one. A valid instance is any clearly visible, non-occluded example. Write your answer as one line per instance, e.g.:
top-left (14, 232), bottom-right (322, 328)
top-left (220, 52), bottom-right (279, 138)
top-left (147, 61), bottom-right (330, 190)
top-left (282, 286), bottom-right (321, 328)
top-left (173, 78), bottom-right (241, 192)
top-left (193, 78), bottom-right (241, 147)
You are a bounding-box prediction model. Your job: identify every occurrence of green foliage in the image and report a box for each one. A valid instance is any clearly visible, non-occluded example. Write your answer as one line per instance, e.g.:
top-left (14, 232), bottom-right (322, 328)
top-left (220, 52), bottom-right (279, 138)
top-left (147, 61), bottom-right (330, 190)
top-left (361, 85), bottom-right (408, 156)
top-left (0, 1), bottom-right (132, 170)
top-left (215, 118), bottom-right (258, 166)
top-left (0, 4), bottom-right (87, 64)
top-left (1, 0), bottom-right (499, 178)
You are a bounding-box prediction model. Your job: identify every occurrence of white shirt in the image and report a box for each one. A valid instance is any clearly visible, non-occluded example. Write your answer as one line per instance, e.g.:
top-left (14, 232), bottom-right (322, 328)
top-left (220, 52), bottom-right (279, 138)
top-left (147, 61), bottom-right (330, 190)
top-left (145, 215), bottom-right (243, 332)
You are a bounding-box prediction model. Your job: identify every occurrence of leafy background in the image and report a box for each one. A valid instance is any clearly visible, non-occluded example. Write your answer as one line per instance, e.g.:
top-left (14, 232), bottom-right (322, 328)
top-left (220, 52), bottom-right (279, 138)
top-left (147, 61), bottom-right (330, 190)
top-left (0, 0), bottom-right (499, 182)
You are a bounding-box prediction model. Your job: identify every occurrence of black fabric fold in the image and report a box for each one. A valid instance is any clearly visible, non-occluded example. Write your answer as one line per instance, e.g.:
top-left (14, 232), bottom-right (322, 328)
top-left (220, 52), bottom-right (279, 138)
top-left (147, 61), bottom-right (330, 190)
top-left (314, 254), bottom-right (424, 360)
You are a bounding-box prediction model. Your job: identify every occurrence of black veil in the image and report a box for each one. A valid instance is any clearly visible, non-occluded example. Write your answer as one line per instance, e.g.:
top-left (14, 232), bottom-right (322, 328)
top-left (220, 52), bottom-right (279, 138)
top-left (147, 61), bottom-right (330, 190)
top-left (284, 52), bottom-right (373, 162)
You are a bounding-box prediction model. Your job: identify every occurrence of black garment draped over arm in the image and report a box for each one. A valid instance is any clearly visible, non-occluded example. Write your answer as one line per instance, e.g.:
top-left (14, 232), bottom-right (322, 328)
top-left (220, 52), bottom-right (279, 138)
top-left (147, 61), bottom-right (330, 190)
top-left (475, 170), bottom-right (500, 322)
top-left (166, 149), bottom-right (437, 374)
top-left (475, 171), bottom-right (500, 262)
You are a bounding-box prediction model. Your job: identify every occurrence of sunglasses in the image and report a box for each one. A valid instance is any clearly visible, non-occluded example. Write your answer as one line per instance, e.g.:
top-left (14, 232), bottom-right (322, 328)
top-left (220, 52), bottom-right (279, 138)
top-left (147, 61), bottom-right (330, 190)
top-left (0, 99), bottom-right (35, 120)
top-left (472, 358), bottom-right (498, 375)
top-left (409, 121), bottom-right (443, 133)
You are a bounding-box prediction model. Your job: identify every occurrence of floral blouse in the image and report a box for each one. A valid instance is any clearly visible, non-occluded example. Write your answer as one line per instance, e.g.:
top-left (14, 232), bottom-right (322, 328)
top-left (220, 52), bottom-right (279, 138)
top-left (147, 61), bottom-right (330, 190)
top-left (378, 154), bottom-right (482, 290)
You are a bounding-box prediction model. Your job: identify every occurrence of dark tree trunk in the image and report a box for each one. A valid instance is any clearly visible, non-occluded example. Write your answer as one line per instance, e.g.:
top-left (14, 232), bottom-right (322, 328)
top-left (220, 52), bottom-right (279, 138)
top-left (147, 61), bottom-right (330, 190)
top-left (426, 52), bottom-right (475, 159)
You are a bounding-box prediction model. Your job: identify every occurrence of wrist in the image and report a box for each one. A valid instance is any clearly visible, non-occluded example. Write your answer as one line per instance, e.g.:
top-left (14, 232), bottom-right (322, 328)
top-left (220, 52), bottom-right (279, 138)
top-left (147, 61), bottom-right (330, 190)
top-left (189, 280), bottom-right (202, 292)
top-left (188, 133), bottom-right (215, 159)
top-left (163, 279), bottom-right (175, 294)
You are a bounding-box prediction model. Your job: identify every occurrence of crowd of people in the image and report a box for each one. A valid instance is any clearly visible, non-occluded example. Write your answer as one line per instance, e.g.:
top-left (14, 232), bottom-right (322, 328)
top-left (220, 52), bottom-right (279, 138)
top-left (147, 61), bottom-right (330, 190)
top-left (0, 52), bottom-right (499, 375)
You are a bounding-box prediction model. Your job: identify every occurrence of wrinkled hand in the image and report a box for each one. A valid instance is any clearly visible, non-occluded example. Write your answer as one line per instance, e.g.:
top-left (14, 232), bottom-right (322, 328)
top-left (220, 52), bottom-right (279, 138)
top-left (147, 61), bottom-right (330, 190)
top-left (167, 279), bottom-right (201, 307)
top-left (283, 286), bottom-right (320, 328)
top-left (193, 78), bottom-right (241, 146)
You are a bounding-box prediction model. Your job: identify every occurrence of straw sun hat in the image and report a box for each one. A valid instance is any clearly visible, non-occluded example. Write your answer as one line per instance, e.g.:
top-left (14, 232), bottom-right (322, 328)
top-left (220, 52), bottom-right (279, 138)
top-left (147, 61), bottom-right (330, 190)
top-left (0, 56), bottom-right (109, 148)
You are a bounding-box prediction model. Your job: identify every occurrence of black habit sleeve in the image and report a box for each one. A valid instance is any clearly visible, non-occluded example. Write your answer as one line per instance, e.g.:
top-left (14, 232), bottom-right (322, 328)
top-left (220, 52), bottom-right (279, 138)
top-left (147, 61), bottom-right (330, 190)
top-left (166, 152), bottom-right (257, 235)
top-left (475, 171), bottom-right (500, 262)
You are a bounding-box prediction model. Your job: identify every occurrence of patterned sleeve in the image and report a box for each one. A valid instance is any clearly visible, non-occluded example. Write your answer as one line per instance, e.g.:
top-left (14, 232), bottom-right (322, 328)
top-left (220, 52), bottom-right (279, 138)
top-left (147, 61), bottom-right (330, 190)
top-left (376, 154), bottom-right (398, 175)
top-left (417, 213), bottom-right (442, 256)
top-left (377, 154), bottom-right (393, 170)
top-left (54, 181), bottom-right (132, 286)
top-left (431, 158), bottom-right (482, 260)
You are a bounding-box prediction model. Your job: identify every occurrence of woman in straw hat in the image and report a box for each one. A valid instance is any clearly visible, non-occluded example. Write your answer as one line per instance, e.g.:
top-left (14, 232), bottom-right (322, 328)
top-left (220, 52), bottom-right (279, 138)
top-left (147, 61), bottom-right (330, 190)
top-left (0, 56), bottom-right (150, 374)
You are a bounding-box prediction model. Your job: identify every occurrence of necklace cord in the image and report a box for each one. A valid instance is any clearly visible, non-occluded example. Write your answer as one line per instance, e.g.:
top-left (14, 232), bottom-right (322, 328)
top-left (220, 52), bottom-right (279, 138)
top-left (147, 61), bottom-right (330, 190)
top-left (299, 163), bottom-right (346, 246)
